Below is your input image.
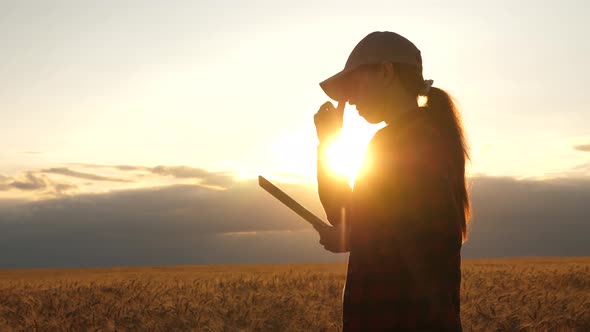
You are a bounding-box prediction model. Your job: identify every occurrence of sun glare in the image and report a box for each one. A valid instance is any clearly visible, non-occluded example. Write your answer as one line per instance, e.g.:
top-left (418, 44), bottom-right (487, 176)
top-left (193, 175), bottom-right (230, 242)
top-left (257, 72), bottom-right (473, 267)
top-left (322, 108), bottom-right (384, 188)
top-left (323, 136), bottom-right (364, 188)
top-left (271, 105), bottom-right (383, 188)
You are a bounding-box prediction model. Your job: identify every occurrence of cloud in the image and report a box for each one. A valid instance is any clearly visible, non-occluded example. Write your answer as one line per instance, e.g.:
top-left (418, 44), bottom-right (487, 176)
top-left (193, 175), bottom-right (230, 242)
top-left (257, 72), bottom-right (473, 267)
top-left (462, 176), bottom-right (590, 257)
top-left (0, 174), bottom-right (589, 268)
top-left (10, 172), bottom-right (49, 191)
top-left (0, 171), bottom-right (78, 195)
top-left (114, 165), bottom-right (150, 171)
top-left (1, 164), bottom-right (238, 199)
top-left (574, 144), bottom-right (590, 152)
top-left (0, 179), bottom-right (334, 268)
top-left (0, 174), bottom-right (11, 190)
top-left (149, 165), bottom-right (233, 187)
top-left (42, 167), bottom-right (133, 183)
top-left (0, 179), bottom-right (323, 235)
top-left (62, 163), bottom-right (234, 187)
top-left (66, 163), bottom-right (151, 172)
top-left (151, 165), bottom-right (211, 178)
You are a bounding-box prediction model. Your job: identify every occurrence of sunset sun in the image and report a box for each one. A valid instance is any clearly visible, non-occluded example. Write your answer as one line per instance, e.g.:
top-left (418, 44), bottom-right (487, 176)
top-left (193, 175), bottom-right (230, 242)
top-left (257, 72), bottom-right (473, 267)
top-left (320, 108), bottom-right (384, 188)
top-left (323, 132), bottom-right (368, 187)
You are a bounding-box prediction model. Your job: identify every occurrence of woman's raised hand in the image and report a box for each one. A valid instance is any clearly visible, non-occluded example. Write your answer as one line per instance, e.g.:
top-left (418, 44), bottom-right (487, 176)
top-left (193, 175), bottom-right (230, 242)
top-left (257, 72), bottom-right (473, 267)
top-left (314, 101), bottom-right (346, 145)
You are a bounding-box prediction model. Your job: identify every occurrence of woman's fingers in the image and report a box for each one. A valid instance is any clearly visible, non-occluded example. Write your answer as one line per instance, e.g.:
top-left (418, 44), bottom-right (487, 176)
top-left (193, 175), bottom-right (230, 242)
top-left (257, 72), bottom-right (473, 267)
top-left (318, 224), bottom-right (349, 253)
top-left (320, 101), bottom-right (336, 112)
top-left (335, 100), bottom-right (346, 120)
top-left (314, 100), bottom-right (345, 144)
top-left (314, 101), bottom-right (335, 125)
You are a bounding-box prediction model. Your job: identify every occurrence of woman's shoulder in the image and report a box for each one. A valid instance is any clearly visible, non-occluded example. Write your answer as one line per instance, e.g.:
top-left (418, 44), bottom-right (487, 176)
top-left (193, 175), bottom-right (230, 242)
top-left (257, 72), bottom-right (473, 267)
top-left (373, 110), bottom-right (440, 147)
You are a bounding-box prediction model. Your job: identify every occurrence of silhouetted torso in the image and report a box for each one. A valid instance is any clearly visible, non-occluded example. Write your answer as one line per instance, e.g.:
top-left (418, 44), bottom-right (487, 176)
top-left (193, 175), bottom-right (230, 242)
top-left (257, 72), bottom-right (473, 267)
top-left (320, 109), bottom-right (463, 331)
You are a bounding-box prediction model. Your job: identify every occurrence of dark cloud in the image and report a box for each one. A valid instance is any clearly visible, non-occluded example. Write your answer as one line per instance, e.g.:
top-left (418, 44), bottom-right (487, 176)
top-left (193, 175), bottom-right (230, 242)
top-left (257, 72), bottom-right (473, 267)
top-left (10, 172), bottom-right (48, 190)
top-left (42, 167), bottom-right (133, 183)
top-left (0, 179), bottom-right (335, 268)
top-left (462, 176), bottom-right (590, 258)
top-left (0, 175), bottom-right (589, 268)
top-left (0, 180), bottom-right (323, 235)
top-left (53, 182), bottom-right (78, 194)
top-left (574, 144), bottom-right (590, 152)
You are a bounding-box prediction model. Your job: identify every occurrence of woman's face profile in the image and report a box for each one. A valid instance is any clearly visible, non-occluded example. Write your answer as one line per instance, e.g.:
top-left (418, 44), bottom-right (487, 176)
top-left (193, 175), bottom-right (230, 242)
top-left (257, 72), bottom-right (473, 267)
top-left (346, 65), bottom-right (390, 124)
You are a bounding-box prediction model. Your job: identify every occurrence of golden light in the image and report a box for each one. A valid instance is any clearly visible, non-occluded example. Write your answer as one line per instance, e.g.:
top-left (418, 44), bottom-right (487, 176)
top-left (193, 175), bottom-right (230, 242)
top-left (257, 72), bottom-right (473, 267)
top-left (418, 95), bottom-right (428, 107)
top-left (323, 135), bottom-right (366, 188)
top-left (322, 108), bottom-right (384, 188)
top-left (271, 105), bottom-right (383, 187)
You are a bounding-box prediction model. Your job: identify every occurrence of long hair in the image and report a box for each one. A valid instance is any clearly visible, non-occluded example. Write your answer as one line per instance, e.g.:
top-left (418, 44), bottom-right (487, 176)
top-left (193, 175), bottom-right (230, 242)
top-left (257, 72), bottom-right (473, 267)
top-left (395, 63), bottom-right (471, 242)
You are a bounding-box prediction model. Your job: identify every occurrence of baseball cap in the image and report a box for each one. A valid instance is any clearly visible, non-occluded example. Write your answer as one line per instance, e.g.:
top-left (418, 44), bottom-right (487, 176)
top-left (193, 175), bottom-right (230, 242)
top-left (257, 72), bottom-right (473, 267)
top-left (319, 31), bottom-right (423, 102)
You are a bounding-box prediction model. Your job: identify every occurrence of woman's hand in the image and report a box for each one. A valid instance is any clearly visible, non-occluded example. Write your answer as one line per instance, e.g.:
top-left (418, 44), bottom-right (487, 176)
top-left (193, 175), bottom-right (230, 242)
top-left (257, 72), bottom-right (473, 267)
top-left (314, 101), bottom-right (346, 145)
top-left (318, 223), bottom-right (350, 253)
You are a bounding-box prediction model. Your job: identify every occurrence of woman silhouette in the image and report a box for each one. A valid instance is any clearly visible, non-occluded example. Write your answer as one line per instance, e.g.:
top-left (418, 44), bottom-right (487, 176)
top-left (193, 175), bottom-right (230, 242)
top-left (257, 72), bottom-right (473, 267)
top-left (314, 31), bottom-right (470, 331)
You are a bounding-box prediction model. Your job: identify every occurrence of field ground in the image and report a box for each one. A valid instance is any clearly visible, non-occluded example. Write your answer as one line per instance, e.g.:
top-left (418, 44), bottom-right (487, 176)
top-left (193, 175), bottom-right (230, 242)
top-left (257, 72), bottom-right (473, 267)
top-left (0, 257), bottom-right (589, 331)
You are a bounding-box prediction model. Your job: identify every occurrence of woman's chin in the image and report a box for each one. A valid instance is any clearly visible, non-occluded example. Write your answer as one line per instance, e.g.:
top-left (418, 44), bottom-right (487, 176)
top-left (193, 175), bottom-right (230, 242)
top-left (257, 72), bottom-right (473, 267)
top-left (360, 112), bottom-right (381, 124)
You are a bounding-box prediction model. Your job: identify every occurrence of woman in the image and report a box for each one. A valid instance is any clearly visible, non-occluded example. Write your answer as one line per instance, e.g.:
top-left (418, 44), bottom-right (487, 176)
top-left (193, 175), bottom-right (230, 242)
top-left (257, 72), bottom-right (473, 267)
top-left (314, 31), bottom-right (471, 331)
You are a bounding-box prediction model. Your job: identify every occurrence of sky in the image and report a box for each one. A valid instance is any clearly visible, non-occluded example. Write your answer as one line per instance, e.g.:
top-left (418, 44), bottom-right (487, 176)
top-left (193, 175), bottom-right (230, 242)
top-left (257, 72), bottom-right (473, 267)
top-left (1, 1), bottom-right (589, 268)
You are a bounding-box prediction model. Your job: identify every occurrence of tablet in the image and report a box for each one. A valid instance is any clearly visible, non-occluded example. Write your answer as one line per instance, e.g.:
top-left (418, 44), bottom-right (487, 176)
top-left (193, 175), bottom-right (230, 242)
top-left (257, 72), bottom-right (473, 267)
top-left (258, 175), bottom-right (330, 231)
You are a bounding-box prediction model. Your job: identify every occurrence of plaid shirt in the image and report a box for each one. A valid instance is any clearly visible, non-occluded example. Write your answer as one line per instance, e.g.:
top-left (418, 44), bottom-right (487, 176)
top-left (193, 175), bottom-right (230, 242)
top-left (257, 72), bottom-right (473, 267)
top-left (317, 109), bottom-right (463, 331)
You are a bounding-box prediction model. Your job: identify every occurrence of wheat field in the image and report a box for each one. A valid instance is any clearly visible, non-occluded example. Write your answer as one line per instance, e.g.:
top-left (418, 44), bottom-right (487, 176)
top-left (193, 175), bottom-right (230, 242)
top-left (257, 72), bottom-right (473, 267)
top-left (0, 257), bottom-right (588, 331)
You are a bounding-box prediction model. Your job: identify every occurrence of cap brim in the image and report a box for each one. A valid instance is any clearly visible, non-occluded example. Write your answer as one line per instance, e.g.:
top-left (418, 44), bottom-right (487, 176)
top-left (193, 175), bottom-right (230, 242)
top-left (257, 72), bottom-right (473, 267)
top-left (319, 68), bottom-right (354, 102)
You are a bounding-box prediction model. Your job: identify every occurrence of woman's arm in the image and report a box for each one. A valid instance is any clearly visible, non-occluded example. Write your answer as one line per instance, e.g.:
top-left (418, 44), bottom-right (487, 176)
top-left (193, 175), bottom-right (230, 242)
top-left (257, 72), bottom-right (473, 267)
top-left (313, 100), bottom-right (351, 227)
top-left (317, 143), bottom-right (352, 226)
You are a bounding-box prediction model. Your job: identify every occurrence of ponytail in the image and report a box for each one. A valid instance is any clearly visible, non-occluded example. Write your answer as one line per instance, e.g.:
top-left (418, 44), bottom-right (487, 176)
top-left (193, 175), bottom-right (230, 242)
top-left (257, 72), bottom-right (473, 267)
top-left (425, 87), bottom-right (471, 242)
top-left (394, 63), bottom-right (471, 242)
